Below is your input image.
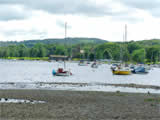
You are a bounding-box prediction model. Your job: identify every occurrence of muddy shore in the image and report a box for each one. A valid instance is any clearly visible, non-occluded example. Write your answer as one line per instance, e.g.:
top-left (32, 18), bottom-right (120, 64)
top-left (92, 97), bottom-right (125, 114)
top-left (0, 90), bottom-right (160, 120)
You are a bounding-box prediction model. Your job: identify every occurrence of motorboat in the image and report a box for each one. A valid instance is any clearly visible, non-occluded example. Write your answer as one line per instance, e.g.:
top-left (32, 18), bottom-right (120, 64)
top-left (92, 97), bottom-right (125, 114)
top-left (132, 66), bottom-right (149, 74)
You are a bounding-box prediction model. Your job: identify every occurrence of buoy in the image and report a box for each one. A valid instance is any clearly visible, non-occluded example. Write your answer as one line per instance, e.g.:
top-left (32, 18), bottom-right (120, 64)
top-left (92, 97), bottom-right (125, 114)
top-left (52, 69), bottom-right (56, 75)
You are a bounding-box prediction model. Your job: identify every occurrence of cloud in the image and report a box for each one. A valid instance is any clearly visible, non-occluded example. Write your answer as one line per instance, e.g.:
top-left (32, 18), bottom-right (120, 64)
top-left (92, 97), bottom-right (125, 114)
top-left (1, 0), bottom-right (160, 19)
top-left (0, 28), bottom-right (48, 41)
top-left (0, 0), bottom-right (159, 41)
top-left (56, 20), bottom-right (72, 29)
top-left (0, 4), bottom-right (31, 21)
top-left (2, 29), bottom-right (46, 37)
top-left (121, 0), bottom-right (160, 10)
top-left (0, 0), bottom-right (147, 23)
top-left (120, 0), bottom-right (160, 17)
top-left (0, 0), bottom-right (130, 17)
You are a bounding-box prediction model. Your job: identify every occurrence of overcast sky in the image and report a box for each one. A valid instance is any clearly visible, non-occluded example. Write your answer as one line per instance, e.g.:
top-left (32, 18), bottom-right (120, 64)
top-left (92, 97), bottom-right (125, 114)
top-left (0, 0), bottom-right (160, 42)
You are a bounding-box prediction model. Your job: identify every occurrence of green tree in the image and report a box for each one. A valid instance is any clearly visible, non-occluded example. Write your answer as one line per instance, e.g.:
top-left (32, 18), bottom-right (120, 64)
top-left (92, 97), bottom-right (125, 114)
top-left (3, 48), bottom-right (10, 57)
top-left (132, 49), bottom-right (146, 63)
top-left (127, 42), bottom-right (142, 54)
top-left (146, 46), bottom-right (160, 63)
top-left (55, 45), bottom-right (67, 55)
top-left (18, 44), bottom-right (29, 57)
top-left (30, 47), bottom-right (39, 57)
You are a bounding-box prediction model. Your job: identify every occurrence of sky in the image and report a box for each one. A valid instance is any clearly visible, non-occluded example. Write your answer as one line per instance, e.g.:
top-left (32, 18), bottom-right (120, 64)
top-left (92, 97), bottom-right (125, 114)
top-left (0, 0), bottom-right (160, 42)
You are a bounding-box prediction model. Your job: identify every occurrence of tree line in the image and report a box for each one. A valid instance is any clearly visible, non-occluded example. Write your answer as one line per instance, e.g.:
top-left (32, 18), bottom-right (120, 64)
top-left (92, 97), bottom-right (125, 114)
top-left (0, 41), bottom-right (160, 63)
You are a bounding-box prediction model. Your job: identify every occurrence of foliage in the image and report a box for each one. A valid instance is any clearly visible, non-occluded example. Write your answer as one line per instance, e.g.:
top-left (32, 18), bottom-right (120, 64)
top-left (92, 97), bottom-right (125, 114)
top-left (132, 49), bottom-right (146, 63)
top-left (0, 38), bottom-right (160, 63)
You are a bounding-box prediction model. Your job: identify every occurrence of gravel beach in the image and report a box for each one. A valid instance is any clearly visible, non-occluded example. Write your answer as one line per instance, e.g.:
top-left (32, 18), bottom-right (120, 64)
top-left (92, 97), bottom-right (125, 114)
top-left (0, 90), bottom-right (160, 120)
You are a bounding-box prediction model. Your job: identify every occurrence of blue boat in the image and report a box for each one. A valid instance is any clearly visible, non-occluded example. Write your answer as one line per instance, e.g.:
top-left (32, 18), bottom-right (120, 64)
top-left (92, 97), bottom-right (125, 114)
top-left (132, 66), bottom-right (149, 74)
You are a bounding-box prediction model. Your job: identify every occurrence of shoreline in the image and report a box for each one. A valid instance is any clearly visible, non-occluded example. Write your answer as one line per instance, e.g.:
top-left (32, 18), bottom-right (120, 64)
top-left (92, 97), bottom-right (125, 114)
top-left (0, 82), bottom-right (160, 94)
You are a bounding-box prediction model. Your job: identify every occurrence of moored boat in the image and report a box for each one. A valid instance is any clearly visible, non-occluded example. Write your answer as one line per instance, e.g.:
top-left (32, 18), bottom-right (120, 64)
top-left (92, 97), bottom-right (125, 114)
top-left (112, 66), bottom-right (131, 75)
top-left (110, 63), bottom-right (118, 70)
top-left (91, 62), bottom-right (98, 68)
top-left (53, 68), bottom-right (72, 76)
top-left (132, 66), bottom-right (149, 74)
top-left (78, 60), bottom-right (88, 66)
top-left (112, 25), bottom-right (131, 75)
top-left (52, 22), bottom-right (72, 77)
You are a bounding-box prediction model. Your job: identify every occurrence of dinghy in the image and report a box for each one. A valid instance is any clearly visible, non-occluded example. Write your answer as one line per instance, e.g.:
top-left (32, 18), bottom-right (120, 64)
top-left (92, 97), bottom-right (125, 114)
top-left (53, 68), bottom-right (72, 76)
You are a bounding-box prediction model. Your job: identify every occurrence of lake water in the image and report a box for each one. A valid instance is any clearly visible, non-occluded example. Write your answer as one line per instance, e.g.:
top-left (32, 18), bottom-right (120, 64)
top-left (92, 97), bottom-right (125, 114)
top-left (0, 60), bottom-right (160, 93)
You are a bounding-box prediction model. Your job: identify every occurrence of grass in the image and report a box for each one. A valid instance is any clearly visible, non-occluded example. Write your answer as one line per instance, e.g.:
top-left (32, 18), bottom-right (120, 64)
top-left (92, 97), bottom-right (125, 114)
top-left (144, 98), bottom-right (160, 102)
top-left (72, 58), bottom-right (81, 61)
top-left (1, 57), bottom-right (49, 61)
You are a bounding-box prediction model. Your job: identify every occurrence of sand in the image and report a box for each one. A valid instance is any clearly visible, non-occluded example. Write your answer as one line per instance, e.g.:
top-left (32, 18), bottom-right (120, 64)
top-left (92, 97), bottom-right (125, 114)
top-left (0, 90), bottom-right (159, 120)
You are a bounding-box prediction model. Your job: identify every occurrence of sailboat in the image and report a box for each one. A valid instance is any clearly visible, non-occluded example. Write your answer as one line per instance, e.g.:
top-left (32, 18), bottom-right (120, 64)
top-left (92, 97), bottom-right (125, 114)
top-left (112, 66), bottom-right (131, 75)
top-left (78, 49), bottom-right (88, 66)
top-left (52, 22), bottom-right (72, 76)
top-left (91, 61), bottom-right (98, 68)
top-left (91, 48), bottom-right (99, 68)
top-left (112, 24), bottom-right (131, 75)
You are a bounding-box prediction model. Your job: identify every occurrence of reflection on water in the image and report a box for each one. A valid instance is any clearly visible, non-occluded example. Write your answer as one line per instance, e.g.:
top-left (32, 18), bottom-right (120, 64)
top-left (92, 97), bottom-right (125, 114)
top-left (0, 60), bottom-right (160, 93)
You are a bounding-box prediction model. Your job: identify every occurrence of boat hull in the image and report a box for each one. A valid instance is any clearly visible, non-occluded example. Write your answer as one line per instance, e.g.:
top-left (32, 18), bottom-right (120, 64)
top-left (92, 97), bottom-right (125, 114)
top-left (91, 64), bottom-right (98, 68)
top-left (132, 66), bottom-right (149, 74)
top-left (78, 63), bottom-right (87, 66)
top-left (55, 71), bottom-right (71, 76)
top-left (112, 70), bottom-right (131, 75)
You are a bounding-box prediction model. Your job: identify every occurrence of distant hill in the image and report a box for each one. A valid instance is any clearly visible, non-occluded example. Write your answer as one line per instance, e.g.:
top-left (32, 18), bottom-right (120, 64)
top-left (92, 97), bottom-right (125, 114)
top-left (1, 38), bottom-right (160, 47)
top-left (135, 39), bottom-right (160, 46)
top-left (0, 37), bottom-right (107, 47)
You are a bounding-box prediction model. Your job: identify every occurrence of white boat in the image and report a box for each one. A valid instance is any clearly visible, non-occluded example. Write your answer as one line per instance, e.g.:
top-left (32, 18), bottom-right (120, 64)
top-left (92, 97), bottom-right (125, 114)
top-left (110, 63), bottom-right (119, 70)
top-left (91, 62), bottom-right (98, 68)
top-left (78, 60), bottom-right (88, 66)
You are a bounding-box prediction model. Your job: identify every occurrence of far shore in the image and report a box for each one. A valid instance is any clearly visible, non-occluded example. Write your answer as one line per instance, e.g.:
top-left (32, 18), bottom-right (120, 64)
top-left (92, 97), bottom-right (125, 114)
top-left (0, 57), bottom-right (49, 61)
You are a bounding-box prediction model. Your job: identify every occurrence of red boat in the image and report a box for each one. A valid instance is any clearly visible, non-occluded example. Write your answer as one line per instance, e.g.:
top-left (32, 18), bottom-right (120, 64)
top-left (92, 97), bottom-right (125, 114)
top-left (55, 68), bottom-right (72, 76)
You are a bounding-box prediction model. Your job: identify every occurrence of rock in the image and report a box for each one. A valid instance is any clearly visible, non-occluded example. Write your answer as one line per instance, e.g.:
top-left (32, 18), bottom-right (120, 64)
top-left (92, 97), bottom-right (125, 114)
top-left (113, 116), bottom-right (120, 119)
top-left (116, 90), bottom-right (120, 94)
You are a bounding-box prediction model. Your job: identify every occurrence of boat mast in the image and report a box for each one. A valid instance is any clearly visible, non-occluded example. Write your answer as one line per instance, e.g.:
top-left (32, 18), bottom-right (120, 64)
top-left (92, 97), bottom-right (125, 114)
top-left (124, 24), bottom-right (127, 62)
top-left (65, 22), bottom-right (67, 45)
top-left (64, 22), bottom-right (67, 69)
top-left (125, 24), bottom-right (127, 43)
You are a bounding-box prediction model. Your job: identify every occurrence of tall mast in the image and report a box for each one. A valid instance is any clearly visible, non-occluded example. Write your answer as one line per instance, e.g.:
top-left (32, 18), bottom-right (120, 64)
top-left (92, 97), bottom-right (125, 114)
top-left (124, 24), bottom-right (127, 62)
top-left (125, 24), bottom-right (127, 42)
top-left (64, 22), bottom-right (67, 69)
top-left (65, 22), bottom-right (67, 47)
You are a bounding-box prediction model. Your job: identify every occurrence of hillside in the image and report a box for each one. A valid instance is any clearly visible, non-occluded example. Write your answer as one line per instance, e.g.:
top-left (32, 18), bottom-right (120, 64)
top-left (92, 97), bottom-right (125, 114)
top-left (1, 38), bottom-right (160, 49)
top-left (135, 39), bottom-right (160, 46)
top-left (0, 37), bottom-right (107, 47)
